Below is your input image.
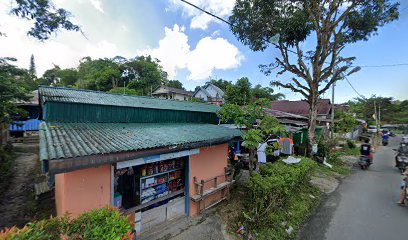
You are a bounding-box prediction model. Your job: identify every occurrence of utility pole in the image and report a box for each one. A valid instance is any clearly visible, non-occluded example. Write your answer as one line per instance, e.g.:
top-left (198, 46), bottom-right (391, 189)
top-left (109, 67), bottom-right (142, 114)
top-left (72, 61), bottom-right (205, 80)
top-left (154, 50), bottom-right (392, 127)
top-left (374, 100), bottom-right (378, 131)
top-left (378, 104), bottom-right (381, 130)
top-left (331, 82), bottom-right (336, 138)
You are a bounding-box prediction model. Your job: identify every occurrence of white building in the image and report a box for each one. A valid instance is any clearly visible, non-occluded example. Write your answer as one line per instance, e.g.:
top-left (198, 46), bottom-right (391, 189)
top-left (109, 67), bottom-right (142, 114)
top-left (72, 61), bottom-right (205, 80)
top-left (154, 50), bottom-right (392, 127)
top-left (193, 84), bottom-right (224, 105)
top-left (152, 86), bottom-right (193, 101)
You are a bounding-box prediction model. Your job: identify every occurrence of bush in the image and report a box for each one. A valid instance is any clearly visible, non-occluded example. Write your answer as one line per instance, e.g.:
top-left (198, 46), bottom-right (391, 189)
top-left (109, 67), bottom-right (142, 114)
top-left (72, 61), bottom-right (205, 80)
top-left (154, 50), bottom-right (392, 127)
top-left (346, 140), bottom-right (356, 149)
top-left (0, 145), bottom-right (15, 197)
top-left (0, 206), bottom-right (134, 240)
top-left (240, 159), bottom-right (317, 237)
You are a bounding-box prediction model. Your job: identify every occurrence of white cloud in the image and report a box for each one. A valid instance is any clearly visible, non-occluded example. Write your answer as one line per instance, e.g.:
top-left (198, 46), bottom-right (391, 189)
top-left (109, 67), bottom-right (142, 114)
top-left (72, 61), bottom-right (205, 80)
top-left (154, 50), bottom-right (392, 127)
top-left (120, 24), bottom-right (129, 32)
top-left (138, 24), bottom-right (243, 81)
top-left (169, 0), bottom-right (235, 30)
top-left (89, 0), bottom-right (104, 13)
top-left (186, 37), bottom-right (243, 80)
top-left (0, 1), bottom-right (127, 76)
top-left (138, 25), bottom-right (190, 78)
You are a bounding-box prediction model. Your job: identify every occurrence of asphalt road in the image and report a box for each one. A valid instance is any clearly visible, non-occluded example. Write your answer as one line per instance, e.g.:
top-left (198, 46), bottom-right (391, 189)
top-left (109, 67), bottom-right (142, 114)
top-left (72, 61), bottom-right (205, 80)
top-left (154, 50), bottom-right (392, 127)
top-left (298, 136), bottom-right (408, 240)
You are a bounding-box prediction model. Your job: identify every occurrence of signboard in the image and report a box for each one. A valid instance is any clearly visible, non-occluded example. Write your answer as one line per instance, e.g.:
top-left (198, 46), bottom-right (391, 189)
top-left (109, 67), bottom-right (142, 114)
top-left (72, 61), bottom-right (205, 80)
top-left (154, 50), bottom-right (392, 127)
top-left (116, 149), bottom-right (200, 169)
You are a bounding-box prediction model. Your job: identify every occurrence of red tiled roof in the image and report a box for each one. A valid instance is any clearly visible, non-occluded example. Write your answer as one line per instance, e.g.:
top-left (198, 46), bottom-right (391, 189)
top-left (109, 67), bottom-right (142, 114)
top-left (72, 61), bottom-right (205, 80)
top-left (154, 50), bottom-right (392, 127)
top-left (270, 99), bottom-right (331, 116)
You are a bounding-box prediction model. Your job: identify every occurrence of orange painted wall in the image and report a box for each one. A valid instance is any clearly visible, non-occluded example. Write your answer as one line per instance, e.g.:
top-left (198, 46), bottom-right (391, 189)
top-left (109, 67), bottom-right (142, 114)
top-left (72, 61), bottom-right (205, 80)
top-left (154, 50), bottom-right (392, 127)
top-left (55, 165), bottom-right (111, 217)
top-left (189, 143), bottom-right (228, 216)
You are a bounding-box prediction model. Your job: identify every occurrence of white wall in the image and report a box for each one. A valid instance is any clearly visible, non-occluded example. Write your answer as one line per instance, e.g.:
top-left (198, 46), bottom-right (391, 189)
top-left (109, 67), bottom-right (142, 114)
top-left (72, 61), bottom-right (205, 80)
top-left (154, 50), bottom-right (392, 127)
top-left (205, 85), bottom-right (222, 98)
top-left (194, 90), bottom-right (208, 101)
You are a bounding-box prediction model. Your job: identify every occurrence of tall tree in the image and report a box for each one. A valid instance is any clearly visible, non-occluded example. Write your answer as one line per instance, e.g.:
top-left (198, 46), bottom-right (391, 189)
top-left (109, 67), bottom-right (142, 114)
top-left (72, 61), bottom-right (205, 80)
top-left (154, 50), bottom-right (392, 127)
top-left (225, 77), bottom-right (252, 105)
top-left (39, 65), bottom-right (61, 86)
top-left (125, 56), bottom-right (168, 95)
top-left (6, 0), bottom-right (80, 40)
top-left (29, 54), bottom-right (36, 76)
top-left (164, 80), bottom-right (184, 90)
top-left (0, 58), bottom-right (30, 125)
top-left (77, 58), bottom-right (121, 91)
top-left (349, 96), bottom-right (399, 124)
top-left (230, 0), bottom-right (399, 154)
top-left (56, 69), bottom-right (78, 87)
top-left (251, 84), bottom-right (285, 101)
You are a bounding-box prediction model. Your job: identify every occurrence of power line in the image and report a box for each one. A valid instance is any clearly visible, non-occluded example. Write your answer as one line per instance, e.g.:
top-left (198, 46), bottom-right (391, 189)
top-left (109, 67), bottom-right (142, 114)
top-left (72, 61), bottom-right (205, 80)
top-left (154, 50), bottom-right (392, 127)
top-left (344, 76), bottom-right (365, 99)
top-left (179, 0), bottom-right (408, 70)
top-left (179, 0), bottom-right (231, 25)
top-left (359, 63), bottom-right (408, 68)
top-left (178, 0), bottom-right (298, 54)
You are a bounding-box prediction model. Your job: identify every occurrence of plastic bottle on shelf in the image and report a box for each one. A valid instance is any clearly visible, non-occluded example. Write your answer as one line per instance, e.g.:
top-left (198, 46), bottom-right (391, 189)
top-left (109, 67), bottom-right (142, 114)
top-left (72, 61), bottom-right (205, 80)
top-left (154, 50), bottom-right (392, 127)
top-left (154, 162), bottom-right (159, 174)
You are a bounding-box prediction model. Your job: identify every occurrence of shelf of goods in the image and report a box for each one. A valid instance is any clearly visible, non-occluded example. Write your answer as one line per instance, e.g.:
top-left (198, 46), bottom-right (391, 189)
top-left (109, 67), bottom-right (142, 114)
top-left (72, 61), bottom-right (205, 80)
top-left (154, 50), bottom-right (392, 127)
top-left (138, 159), bottom-right (184, 205)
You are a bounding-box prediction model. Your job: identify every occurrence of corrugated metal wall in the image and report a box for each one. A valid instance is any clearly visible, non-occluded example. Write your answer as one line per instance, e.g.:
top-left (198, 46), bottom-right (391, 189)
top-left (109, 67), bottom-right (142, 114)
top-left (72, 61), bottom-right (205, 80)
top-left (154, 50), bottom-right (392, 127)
top-left (293, 127), bottom-right (324, 146)
top-left (44, 102), bottom-right (218, 124)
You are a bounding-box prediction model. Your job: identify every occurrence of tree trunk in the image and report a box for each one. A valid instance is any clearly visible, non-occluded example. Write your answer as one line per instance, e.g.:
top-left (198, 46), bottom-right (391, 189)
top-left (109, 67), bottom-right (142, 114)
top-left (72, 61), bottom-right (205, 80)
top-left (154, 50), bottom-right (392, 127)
top-left (248, 148), bottom-right (256, 175)
top-left (307, 96), bottom-right (318, 156)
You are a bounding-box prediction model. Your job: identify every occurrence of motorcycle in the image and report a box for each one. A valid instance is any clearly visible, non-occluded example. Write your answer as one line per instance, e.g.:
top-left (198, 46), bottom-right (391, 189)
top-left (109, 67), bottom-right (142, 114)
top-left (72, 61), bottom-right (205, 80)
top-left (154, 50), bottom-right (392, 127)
top-left (382, 139), bottom-right (389, 146)
top-left (359, 155), bottom-right (371, 170)
top-left (394, 147), bottom-right (408, 173)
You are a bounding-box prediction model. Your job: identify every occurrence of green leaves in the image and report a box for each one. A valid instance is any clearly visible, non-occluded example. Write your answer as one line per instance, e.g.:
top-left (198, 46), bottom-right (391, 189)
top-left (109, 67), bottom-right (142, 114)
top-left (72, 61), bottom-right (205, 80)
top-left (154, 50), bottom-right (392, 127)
top-left (11, 0), bottom-right (80, 41)
top-left (217, 101), bottom-right (284, 165)
top-left (242, 159), bottom-right (318, 233)
top-left (0, 58), bottom-right (32, 123)
top-left (225, 77), bottom-right (252, 105)
top-left (334, 111), bottom-right (357, 134)
top-left (0, 206), bottom-right (134, 240)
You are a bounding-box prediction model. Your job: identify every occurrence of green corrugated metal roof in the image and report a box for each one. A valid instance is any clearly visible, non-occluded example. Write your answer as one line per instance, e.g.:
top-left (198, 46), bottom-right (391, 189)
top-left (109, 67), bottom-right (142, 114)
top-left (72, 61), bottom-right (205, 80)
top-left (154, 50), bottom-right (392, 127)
top-left (39, 122), bottom-right (241, 161)
top-left (39, 86), bottom-right (219, 113)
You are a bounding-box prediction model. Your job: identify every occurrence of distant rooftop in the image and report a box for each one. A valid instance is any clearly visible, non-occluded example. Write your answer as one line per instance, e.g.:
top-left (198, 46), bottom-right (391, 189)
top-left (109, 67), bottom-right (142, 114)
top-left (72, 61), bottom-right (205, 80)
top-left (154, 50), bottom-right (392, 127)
top-left (270, 99), bottom-right (331, 116)
top-left (152, 85), bottom-right (193, 96)
top-left (39, 86), bottom-right (219, 113)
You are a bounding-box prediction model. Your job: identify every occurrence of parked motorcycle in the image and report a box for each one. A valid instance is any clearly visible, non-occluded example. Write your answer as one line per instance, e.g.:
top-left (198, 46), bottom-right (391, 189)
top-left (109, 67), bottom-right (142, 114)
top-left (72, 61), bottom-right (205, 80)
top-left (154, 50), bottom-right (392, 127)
top-left (359, 155), bottom-right (371, 170)
top-left (394, 146), bottom-right (408, 173)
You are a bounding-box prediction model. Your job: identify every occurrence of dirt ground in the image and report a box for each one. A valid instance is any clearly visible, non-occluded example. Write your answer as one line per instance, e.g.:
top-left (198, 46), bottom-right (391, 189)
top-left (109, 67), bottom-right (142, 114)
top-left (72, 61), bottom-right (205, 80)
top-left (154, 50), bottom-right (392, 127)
top-left (0, 143), bottom-right (55, 229)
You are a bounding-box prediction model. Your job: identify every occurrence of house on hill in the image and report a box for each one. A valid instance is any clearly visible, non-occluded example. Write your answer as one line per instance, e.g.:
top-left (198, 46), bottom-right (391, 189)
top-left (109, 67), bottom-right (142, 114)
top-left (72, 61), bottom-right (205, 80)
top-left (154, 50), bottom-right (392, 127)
top-left (38, 86), bottom-right (241, 236)
top-left (151, 85), bottom-right (193, 101)
top-left (193, 83), bottom-right (224, 105)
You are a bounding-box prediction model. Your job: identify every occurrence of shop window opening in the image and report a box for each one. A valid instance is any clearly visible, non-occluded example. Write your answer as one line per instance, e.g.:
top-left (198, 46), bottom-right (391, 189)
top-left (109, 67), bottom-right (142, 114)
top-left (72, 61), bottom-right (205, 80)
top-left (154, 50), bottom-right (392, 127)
top-left (114, 156), bottom-right (186, 212)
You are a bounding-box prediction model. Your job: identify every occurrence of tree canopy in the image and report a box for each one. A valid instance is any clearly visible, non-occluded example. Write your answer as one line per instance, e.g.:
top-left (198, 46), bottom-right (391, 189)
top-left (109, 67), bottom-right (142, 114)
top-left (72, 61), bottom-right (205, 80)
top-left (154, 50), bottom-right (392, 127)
top-left (225, 77), bottom-right (252, 105)
top-left (229, 0), bottom-right (399, 154)
top-left (29, 54), bottom-right (36, 76)
top-left (251, 84), bottom-right (285, 101)
top-left (164, 80), bottom-right (184, 90)
top-left (8, 0), bottom-right (80, 40)
top-left (224, 77), bottom-right (285, 105)
top-left (217, 99), bottom-right (284, 173)
top-left (37, 55), bottom-right (174, 96)
top-left (0, 58), bottom-right (32, 124)
top-left (334, 111), bottom-right (357, 134)
top-left (348, 96), bottom-right (407, 124)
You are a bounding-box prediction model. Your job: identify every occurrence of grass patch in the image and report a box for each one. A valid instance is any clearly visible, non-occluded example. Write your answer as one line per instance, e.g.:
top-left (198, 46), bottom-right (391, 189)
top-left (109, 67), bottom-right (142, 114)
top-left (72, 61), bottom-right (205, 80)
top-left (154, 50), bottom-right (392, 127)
top-left (254, 183), bottom-right (321, 240)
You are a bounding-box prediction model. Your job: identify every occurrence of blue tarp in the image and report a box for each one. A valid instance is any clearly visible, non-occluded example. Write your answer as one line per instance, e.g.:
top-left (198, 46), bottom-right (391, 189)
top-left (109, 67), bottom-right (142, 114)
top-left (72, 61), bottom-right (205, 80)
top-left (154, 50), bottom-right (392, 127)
top-left (9, 119), bottom-right (43, 132)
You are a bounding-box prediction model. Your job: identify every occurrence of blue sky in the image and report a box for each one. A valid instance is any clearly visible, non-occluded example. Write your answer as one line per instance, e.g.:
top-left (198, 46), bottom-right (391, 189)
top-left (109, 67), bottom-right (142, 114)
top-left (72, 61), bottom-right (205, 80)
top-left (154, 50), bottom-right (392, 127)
top-left (0, 0), bottom-right (407, 103)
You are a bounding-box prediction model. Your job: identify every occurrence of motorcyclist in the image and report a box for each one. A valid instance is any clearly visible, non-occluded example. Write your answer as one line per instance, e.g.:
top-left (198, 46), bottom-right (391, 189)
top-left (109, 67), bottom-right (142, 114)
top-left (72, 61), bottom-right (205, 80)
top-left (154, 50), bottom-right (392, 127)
top-left (382, 132), bottom-right (389, 143)
top-left (360, 138), bottom-right (373, 163)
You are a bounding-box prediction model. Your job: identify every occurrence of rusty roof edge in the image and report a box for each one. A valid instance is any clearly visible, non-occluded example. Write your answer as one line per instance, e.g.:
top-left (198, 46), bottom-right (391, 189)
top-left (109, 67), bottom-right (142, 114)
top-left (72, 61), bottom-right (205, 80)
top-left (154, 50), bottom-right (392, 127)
top-left (46, 136), bottom-right (240, 174)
